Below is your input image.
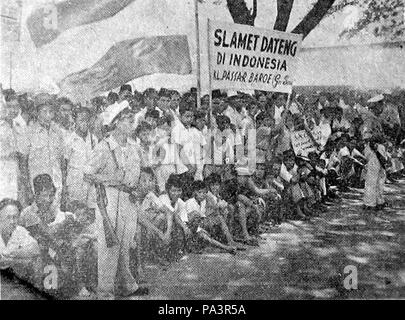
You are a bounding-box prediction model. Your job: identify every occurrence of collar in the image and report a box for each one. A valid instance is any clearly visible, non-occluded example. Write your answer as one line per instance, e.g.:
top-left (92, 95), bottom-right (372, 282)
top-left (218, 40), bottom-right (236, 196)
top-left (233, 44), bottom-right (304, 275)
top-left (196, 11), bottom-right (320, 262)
top-left (34, 121), bottom-right (58, 133)
top-left (29, 202), bottom-right (57, 220)
top-left (71, 130), bottom-right (92, 141)
top-left (105, 135), bottom-right (121, 150)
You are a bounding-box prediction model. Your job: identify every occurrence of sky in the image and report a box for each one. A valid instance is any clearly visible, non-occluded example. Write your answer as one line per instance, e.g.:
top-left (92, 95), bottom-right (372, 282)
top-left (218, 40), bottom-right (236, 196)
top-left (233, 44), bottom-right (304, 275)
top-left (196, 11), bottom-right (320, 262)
top-left (0, 0), bottom-right (398, 94)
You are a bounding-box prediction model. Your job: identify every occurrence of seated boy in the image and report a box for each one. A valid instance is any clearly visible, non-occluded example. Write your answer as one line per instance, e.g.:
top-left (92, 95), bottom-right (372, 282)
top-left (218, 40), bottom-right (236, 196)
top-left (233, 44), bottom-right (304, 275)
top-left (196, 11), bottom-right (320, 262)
top-left (135, 168), bottom-right (175, 268)
top-left (263, 157), bottom-right (285, 224)
top-left (61, 200), bottom-right (97, 298)
top-left (185, 180), bottom-right (237, 254)
top-left (18, 174), bottom-right (76, 292)
top-left (159, 174), bottom-right (191, 255)
top-left (223, 166), bottom-right (278, 245)
top-left (279, 151), bottom-right (310, 220)
top-left (205, 174), bottom-right (244, 249)
top-left (0, 198), bottom-right (41, 279)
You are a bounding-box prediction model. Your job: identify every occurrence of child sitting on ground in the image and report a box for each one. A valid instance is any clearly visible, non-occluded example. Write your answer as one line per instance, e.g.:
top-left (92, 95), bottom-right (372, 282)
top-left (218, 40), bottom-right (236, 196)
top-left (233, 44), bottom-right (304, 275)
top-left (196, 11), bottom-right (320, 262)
top-left (263, 157), bottom-right (285, 224)
top-left (158, 174), bottom-right (191, 257)
top-left (279, 150), bottom-right (310, 220)
top-left (204, 174), bottom-right (244, 249)
top-left (185, 180), bottom-right (238, 254)
top-left (59, 201), bottom-right (97, 298)
top-left (19, 174), bottom-right (79, 295)
top-left (135, 168), bottom-right (175, 268)
top-left (226, 165), bottom-right (278, 245)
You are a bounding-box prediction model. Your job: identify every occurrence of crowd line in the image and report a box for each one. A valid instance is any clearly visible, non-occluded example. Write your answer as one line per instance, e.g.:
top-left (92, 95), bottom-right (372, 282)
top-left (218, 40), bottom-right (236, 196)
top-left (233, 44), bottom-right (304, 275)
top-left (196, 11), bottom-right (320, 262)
top-left (0, 84), bottom-right (404, 299)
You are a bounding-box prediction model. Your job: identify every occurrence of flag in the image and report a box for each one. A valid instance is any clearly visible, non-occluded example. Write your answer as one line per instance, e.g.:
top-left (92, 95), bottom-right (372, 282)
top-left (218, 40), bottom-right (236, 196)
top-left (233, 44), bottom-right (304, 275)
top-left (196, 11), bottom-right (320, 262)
top-left (26, 0), bottom-right (136, 48)
top-left (58, 35), bottom-right (192, 102)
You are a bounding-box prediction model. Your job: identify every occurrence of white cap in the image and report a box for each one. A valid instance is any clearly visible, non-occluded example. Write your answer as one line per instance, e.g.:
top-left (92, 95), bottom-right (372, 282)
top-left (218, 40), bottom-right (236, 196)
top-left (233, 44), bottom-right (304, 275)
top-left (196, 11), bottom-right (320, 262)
top-left (367, 94), bottom-right (384, 104)
top-left (102, 100), bottom-right (130, 126)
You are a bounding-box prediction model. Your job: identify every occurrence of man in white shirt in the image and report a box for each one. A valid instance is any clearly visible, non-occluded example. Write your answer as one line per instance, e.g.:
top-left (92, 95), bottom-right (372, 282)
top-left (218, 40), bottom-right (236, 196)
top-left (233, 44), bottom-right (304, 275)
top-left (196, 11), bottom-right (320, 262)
top-left (64, 108), bottom-right (98, 204)
top-left (171, 101), bottom-right (206, 180)
top-left (0, 199), bottom-right (40, 270)
top-left (271, 93), bottom-right (286, 126)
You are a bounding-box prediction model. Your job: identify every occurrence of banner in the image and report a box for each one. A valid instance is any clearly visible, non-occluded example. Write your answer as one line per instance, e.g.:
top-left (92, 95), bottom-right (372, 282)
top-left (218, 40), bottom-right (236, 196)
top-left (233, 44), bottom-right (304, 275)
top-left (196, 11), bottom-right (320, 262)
top-left (59, 35), bottom-right (192, 102)
top-left (208, 20), bottom-right (302, 93)
top-left (1, 0), bottom-right (22, 42)
top-left (27, 0), bottom-right (136, 48)
top-left (291, 128), bottom-right (323, 156)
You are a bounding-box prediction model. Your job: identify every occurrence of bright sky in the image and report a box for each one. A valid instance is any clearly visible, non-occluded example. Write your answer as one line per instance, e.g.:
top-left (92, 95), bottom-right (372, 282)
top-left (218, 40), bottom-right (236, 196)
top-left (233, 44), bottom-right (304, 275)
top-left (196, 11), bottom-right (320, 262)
top-left (0, 0), bottom-right (389, 94)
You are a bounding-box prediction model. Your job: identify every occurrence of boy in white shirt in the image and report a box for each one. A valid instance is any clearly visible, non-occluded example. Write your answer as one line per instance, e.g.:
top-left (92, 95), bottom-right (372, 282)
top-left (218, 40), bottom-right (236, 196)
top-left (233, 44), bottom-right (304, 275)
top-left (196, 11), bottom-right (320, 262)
top-left (158, 174), bottom-right (192, 255)
top-left (0, 199), bottom-right (40, 270)
top-left (185, 181), bottom-right (237, 254)
top-left (171, 101), bottom-right (206, 180)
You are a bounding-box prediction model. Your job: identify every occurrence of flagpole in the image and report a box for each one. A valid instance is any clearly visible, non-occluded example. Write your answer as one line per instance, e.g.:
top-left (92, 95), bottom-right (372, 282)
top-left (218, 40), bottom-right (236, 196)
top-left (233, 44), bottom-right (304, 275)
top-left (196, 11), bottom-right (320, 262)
top-left (206, 18), bottom-right (212, 125)
top-left (194, 0), bottom-right (201, 110)
top-left (9, 52), bottom-right (13, 89)
top-left (207, 18), bottom-right (214, 167)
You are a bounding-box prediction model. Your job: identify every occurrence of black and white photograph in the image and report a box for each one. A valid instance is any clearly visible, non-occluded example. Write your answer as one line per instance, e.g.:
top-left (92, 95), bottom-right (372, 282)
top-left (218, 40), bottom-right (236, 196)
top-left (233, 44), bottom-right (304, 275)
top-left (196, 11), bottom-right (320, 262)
top-left (0, 0), bottom-right (404, 303)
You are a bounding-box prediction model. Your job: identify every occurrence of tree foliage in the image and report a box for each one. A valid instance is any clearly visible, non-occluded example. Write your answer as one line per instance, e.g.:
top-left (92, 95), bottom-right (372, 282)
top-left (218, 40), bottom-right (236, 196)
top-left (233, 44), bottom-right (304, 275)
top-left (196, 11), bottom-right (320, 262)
top-left (208, 0), bottom-right (337, 39)
top-left (329, 0), bottom-right (405, 41)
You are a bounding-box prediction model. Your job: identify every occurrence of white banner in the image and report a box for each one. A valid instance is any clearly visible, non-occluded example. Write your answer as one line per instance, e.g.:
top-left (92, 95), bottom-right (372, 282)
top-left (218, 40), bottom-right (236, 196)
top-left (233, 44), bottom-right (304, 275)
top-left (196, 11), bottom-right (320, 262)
top-left (208, 20), bottom-right (302, 93)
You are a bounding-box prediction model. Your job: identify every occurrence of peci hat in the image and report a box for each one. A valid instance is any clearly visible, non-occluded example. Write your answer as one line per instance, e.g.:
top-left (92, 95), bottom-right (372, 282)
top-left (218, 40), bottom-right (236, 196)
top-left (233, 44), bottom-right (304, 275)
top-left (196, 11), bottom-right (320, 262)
top-left (119, 84), bottom-right (132, 94)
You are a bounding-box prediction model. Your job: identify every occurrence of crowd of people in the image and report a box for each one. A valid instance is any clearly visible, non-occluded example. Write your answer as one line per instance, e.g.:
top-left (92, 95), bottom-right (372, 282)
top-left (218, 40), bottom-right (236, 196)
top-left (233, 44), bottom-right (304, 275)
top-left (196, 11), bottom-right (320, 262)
top-left (0, 83), bottom-right (404, 299)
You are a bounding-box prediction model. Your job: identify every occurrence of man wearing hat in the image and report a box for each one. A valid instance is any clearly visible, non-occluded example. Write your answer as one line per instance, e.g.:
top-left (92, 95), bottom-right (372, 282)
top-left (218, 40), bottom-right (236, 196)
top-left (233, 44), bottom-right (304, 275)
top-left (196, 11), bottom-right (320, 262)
top-left (18, 94), bottom-right (65, 208)
top-left (84, 101), bottom-right (148, 298)
top-left (119, 84), bottom-right (132, 102)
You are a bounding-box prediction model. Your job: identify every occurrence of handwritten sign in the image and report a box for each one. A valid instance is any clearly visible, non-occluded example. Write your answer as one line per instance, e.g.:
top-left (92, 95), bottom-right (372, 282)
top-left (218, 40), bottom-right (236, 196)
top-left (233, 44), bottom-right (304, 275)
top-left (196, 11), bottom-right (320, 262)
top-left (208, 20), bottom-right (302, 93)
top-left (291, 128), bottom-right (323, 156)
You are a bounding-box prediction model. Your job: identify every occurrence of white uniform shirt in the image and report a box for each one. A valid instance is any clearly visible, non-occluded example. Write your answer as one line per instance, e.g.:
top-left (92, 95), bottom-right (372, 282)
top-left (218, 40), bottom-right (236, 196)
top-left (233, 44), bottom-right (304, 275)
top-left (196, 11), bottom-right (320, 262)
top-left (185, 198), bottom-right (207, 220)
top-left (0, 226), bottom-right (40, 257)
top-left (159, 194), bottom-right (187, 222)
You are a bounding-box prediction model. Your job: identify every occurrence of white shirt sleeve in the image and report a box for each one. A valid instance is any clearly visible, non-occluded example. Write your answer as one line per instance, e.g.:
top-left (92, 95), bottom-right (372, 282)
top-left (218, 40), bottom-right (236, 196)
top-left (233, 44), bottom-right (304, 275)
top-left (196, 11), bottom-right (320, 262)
top-left (279, 163), bottom-right (293, 183)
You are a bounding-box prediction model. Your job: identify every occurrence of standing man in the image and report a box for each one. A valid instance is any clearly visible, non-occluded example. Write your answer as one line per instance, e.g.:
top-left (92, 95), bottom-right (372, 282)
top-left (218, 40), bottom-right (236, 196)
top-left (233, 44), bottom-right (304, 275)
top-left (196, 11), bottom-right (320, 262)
top-left (18, 94), bottom-right (66, 208)
top-left (63, 107), bottom-right (98, 204)
top-left (56, 97), bottom-right (75, 139)
top-left (84, 101), bottom-right (148, 298)
top-left (0, 93), bottom-right (20, 202)
top-left (270, 93), bottom-right (286, 126)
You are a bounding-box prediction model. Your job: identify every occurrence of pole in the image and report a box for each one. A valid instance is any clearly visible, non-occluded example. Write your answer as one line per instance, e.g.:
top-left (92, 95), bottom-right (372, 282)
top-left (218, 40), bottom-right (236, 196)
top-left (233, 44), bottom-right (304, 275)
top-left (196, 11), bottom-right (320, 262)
top-left (207, 18), bottom-right (215, 167)
top-left (9, 52), bottom-right (12, 89)
top-left (194, 0), bottom-right (201, 110)
top-left (206, 19), bottom-right (213, 125)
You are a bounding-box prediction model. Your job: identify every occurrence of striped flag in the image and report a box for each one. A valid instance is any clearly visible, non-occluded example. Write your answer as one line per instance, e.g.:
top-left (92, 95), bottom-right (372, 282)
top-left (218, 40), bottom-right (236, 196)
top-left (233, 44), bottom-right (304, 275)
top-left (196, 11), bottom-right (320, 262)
top-left (26, 0), bottom-right (136, 47)
top-left (58, 35), bottom-right (192, 102)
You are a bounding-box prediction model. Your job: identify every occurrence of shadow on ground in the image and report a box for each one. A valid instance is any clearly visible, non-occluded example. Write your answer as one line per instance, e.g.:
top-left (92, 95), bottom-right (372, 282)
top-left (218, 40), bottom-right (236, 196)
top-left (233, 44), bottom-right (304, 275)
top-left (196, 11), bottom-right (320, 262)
top-left (1, 181), bottom-right (404, 300)
top-left (138, 181), bottom-right (405, 300)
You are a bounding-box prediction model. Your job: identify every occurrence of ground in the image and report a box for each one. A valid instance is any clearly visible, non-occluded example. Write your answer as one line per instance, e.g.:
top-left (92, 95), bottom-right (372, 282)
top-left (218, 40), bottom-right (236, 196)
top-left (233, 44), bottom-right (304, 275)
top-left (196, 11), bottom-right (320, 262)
top-left (1, 180), bottom-right (404, 300)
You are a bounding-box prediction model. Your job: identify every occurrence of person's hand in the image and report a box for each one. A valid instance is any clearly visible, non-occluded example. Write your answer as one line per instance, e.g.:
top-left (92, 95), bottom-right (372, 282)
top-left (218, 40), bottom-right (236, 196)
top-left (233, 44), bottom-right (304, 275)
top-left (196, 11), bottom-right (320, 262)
top-left (256, 197), bottom-right (266, 208)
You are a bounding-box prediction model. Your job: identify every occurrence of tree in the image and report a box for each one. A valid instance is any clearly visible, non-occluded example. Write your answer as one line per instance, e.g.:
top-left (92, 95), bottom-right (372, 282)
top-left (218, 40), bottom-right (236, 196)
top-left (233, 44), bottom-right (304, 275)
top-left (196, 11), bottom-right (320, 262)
top-left (224, 0), bottom-right (336, 39)
top-left (328, 0), bottom-right (404, 41)
top-left (225, 0), bottom-right (257, 26)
